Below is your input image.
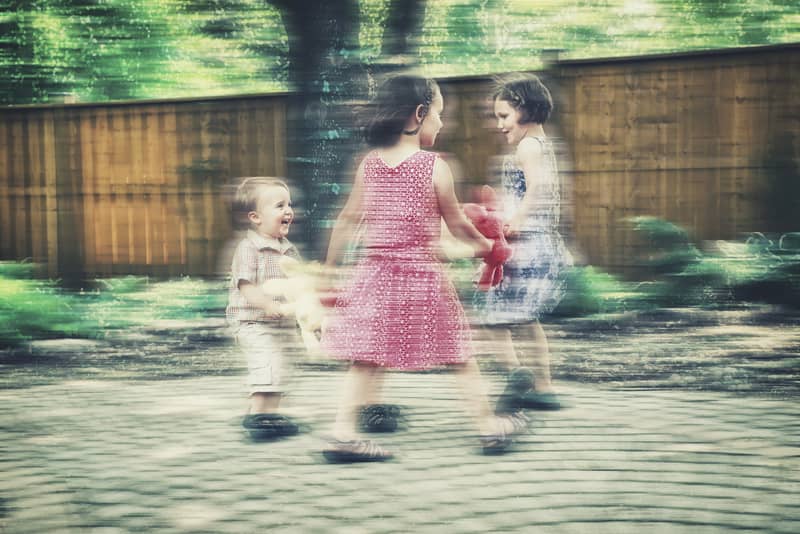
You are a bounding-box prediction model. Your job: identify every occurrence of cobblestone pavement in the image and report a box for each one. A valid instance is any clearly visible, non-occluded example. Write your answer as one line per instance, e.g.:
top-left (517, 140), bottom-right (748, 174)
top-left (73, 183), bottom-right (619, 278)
top-left (2, 368), bottom-right (799, 533)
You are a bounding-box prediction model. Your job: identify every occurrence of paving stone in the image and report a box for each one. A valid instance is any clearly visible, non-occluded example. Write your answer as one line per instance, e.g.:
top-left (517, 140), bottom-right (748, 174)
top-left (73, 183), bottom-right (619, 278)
top-left (2, 369), bottom-right (798, 532)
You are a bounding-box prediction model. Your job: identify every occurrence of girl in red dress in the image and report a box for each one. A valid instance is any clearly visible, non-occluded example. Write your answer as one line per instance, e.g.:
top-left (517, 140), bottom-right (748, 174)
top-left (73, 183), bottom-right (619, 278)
top-left (321, 75), bottom-right (528, 462)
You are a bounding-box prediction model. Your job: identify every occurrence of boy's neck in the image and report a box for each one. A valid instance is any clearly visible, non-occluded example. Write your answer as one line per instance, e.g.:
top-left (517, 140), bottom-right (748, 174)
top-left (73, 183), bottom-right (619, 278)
top-left (251, 229), bottom-right (284, 242)
top-left (248, 229), bottom-right (292, 253)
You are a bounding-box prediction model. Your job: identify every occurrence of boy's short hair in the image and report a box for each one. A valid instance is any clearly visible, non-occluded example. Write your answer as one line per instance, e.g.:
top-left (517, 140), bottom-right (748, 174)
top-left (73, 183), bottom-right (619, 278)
top-left (231, 177), bottom-right (290, 230)
top-left (492, 73), bottom-right (553, 125)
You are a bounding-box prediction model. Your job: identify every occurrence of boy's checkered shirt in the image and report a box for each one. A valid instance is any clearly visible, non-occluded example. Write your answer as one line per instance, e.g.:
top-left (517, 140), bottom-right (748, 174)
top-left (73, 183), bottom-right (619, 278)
top-left (226, 230), bottom-right (300, 323)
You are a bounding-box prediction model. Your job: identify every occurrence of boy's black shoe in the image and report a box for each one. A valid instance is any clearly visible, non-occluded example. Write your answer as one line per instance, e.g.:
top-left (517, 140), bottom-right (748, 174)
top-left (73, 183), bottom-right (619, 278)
top-left (243, 413), bottom-right (299, 441)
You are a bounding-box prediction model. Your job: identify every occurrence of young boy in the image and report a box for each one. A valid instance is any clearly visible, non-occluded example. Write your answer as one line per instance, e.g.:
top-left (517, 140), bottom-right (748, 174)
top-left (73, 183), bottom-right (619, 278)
top-left (226, 177), bottom-right (300, 440)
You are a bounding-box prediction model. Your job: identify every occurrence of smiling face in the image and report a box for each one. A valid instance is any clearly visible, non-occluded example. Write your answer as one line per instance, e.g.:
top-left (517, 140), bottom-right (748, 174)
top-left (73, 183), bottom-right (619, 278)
top-left (249, 184), bottom-right (293, 239)
top-left (418, 88), bottom-right (444, 147)
top-left (494, 98), bottom-right (528, 145)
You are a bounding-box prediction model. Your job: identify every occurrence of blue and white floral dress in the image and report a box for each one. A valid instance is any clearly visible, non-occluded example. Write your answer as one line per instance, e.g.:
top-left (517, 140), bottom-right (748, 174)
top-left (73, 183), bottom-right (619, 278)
top-left (473, 136), bottom-right (573, 325)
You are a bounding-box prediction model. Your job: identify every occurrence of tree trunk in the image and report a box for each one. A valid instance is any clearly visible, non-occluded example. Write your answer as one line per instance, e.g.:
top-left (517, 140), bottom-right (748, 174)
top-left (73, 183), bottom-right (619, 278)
top-left (267, 0), bottom-right (426, 257)
top-left (267, 0), bottom-right (363, 257)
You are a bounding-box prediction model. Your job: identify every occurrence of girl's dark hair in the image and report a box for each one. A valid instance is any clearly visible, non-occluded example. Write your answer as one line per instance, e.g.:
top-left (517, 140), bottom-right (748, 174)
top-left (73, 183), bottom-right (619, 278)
top-left (362, 75), bottom-right (440, 147)
top-left (493, 73), bottom-right (553, 124)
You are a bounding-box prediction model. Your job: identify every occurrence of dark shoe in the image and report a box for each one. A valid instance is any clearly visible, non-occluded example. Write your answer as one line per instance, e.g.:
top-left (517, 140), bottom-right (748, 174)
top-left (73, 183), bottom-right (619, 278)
top-left (480, 411), bottom-right (530, 455)
top-left (517, 391), bottom-right (562, 411)
top-left (243, 413), bottom-right (299, 441)
top-left (322, 439), bottom-right (394, 463)
top-left (495, 367), bottom-right (535, 414)
top-left (479, 434), bottom-right (513, 455)
top-left (358, 404), bottom-right (402, 433)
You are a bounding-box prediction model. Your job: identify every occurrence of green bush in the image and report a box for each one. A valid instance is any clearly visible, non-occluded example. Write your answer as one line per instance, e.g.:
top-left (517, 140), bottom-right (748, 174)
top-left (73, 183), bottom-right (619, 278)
top-left (0, 263), bottom-right (97, 347)
top-left (0, 262), bottom-right (227, 349)
top-left (628, 218), bottom-right (800, 309)
top-left (85, 276), bottom-right (227, 330)
top-left (553, 266), bottom-right (646, 317)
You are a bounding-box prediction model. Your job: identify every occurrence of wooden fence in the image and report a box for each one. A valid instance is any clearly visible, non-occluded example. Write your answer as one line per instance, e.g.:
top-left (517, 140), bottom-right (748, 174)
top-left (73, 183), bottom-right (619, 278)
top-left (1, 96), bottom-right (287, 278)
top-left (1, 44), bottom-right (798, 278)
top-left (554, 44), bottom-right (800, 271)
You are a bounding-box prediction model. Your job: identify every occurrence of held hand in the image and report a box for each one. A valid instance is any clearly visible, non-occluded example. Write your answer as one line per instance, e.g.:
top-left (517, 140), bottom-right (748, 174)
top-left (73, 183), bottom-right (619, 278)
top-left (485, 237), bottom-right (513, 266)
top-left (262, 301), bottom-right (284, 320)
top-left (462, 185), bottom-right (514, 290)
top-left (504, 218), bottom-right (522, 240)
top-left (474, 236), bottom-right (493, 258)
top-left (475, 238), bottom-right (513, 290)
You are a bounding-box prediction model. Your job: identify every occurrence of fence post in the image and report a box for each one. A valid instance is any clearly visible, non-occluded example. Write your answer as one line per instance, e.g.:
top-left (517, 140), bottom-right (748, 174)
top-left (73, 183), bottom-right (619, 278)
top-left (52, 106), bottom-right (86, 286)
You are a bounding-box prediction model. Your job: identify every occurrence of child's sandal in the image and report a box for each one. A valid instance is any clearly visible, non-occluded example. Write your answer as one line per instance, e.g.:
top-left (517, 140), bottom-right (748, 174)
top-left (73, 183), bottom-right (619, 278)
top-left (322, 439), bottom-right (394, 463)
top-left (479, 411), bottom-right (530, 455)
top-left (500, 411), bottom-right (531, 435)
top-left (479, 434), bottom-right (513, 455)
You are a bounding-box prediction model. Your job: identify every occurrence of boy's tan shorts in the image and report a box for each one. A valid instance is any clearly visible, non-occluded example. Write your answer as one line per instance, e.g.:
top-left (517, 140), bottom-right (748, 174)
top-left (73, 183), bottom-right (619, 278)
top-left (233, 322), bottom-right (290, 394)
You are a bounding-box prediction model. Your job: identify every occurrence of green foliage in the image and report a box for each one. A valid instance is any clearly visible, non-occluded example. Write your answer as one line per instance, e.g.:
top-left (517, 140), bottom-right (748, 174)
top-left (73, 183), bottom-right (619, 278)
top-left (629, 216), bottom-right (701, 276)
top-left (0, 263), bottom-right (95, 347)
top-left (628, 218), bottom-right (800, 309)
top-left (0, 262), bottom-right (227, 349)
top-left (726, 232), bottom-right (800, 307)
top-left (86, 276), bottom-right (227, 331)
top-left (553, 266), bottom-right (645, 317)
top-left (3, 0), bottom-right (798, 104)
top-left (0, 0), bottom-right (288, 104)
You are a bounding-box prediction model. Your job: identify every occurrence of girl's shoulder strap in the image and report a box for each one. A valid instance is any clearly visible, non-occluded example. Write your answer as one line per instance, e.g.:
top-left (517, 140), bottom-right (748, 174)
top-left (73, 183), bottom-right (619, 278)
top-left (519, 136), bottom-right (547, 150)
top-left (419, 149), bottom-right (440, 164)
top-left (420, 150), bottom-right (440, 172)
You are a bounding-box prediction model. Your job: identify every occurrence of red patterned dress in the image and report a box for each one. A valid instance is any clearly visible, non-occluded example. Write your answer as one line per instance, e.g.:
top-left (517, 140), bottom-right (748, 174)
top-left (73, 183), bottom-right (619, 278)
top-left (321, 150), bottom-right (472, 370)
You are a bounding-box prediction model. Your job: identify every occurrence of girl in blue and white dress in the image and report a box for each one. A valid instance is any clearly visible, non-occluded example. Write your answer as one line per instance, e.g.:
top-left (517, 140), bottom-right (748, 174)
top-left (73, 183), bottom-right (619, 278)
top-left (474, 73), bottom-right (573, 412)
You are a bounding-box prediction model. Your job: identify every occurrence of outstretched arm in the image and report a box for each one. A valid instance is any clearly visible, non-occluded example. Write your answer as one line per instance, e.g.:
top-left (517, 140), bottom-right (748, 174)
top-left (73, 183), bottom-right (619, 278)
top-left (325, 159), bottom-right (366, 266)
top-left (433, 157), bottom-right (492, 257)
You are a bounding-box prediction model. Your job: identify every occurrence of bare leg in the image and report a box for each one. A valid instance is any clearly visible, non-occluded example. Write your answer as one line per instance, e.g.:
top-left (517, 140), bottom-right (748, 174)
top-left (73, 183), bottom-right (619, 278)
top-left (332, 362), bottom-right (377, 441)
top-left (483, 326), bottom-right (520, 369)
top-left (364, 368), bottom-right (386, 405)
top-left (452, 358), bottom-right (493, 434)
top-left (323, 362), bottom-right (393, 462)
top-left (452, 357), bottom-right (528, 435)
top-left (249, 392), bottom-right (281, 413)
top-left (513, 321), bottom-right (554, 393)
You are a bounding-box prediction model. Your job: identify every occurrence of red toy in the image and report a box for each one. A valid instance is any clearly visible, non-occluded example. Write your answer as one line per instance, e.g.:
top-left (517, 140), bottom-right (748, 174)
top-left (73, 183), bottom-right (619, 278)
top-left (463, 185), bottom-right (513, 291)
